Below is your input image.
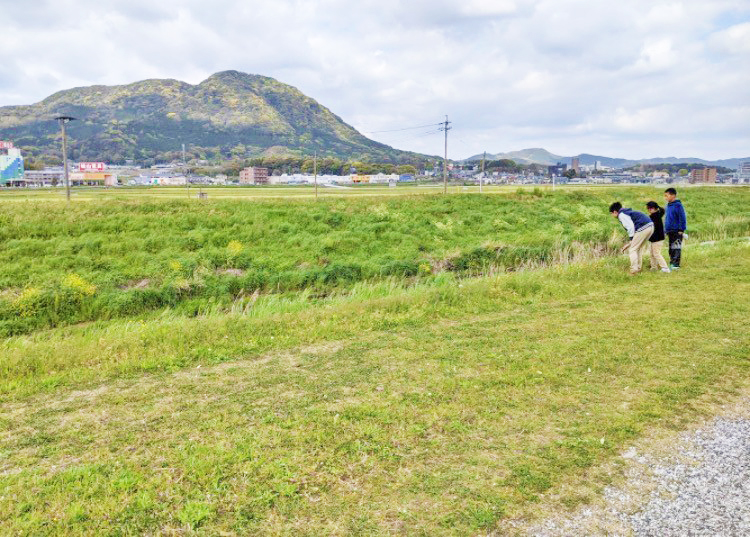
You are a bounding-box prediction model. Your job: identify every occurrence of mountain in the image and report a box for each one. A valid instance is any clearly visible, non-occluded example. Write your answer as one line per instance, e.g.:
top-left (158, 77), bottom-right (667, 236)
top-left (469, 148), bottom-right (565, 166)
top-left (0, 71), bottom-right (426, 164)
top-left (465, 149), bottom-right (749, 170)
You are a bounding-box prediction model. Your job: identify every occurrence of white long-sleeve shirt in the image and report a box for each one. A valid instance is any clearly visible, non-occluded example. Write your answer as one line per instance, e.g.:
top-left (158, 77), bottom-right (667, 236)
top-left (618, 212), bottom-right (636, 238)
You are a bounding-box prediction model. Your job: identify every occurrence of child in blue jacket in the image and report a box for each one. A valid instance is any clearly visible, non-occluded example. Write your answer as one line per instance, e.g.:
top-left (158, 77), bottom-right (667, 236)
top-left (663, 188), bottom-right (687, 269)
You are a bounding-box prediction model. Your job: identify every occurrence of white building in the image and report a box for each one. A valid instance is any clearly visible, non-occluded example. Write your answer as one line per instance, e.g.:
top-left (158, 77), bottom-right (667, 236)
top-left (369, 173), bottom-right (399, 184)
top-left (736, 162), bottom-right (750, 184)
top-left (157, 176), bottom-right (187, 186)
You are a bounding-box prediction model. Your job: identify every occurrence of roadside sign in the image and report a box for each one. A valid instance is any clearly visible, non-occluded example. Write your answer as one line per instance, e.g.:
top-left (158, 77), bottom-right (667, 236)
top-left (79, 162), bottom-right (106, 172)
top-left (0, 141), bottom-right (14, 149)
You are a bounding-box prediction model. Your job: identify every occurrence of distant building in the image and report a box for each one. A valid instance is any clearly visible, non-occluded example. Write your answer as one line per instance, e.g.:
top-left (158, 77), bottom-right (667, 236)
top-left (70, 162), bottom-right (118, 186)
top-left (736, 162), bottom-right (750, 184)
top-left (571, 157), bottom-right (580, 174)
top-left (689, 168), bottom-right (717, 183)
top-left (369, 173), bottom-right (399, 184)
top-left (0, 142), bottom-right (24, 185)
top-left (156, 176), bottom-right (187, 186)
top-left (23, 169), bottom-right (65, 187)
top-left (239, 167), bottom-right (269, 185)
top-left (547, 162), bottom-right (567, 177)
top-left (70, 171), bottom-right (119, 187)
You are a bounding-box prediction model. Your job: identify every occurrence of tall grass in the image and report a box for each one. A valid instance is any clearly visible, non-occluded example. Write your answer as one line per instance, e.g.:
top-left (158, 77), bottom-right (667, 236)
top-left (1, 187), bottom-right (748, 335)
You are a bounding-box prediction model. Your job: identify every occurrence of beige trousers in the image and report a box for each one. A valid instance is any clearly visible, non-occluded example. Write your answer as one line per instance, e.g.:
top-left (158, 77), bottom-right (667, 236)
top-left (649, 240), bottom-right (669, 270)
top-left (629, 226), bottom-right (653, 272)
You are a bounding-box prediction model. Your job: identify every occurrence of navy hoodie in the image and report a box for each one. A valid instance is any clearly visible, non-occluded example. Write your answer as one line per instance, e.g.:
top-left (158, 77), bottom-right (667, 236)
top-left (665, 199), bottom-right (687, 232)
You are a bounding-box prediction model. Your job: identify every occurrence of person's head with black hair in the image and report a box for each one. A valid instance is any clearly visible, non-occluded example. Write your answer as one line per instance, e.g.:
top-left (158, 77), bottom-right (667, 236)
top-left (609, 201), bottom-right (622, 216)
top-left (664, 187), bottom-right (677, 202)
top-left (646, 201), bottom-right (664, 216)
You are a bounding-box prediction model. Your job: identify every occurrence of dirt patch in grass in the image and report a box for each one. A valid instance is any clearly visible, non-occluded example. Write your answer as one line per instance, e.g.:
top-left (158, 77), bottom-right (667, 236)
top-left (119, 278), bottom-right (151, 290)
top-left (0, 287), bottom-right (21, 300)
top-left (216, 268), bottom-right (245, 277)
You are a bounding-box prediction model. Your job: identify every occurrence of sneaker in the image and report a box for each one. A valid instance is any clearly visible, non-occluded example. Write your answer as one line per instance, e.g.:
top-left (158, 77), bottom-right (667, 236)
top-left (661, 268), bottom-right (671, 273)
top-left (669, 264), bottom-right (680, 270)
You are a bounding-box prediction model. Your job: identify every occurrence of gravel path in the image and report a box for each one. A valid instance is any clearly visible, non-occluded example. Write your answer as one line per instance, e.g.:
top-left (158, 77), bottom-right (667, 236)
top-left (627, 417), bottom-right (750, 536)
top-left (524, 400), bottom-right (750, 537)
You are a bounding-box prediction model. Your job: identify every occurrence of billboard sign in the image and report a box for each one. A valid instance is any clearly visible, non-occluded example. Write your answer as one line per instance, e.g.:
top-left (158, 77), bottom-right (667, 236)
top-left (0, 141), bottom-right (14, 149)
top-left (79, 162), bottom-right (106, 172)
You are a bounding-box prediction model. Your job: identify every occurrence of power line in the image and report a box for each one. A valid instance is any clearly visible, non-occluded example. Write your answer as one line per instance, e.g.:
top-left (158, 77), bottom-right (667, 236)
top-left (379, 128), bottom-right (443, 145)
top-left (363, 122), bottom-right (443, 134)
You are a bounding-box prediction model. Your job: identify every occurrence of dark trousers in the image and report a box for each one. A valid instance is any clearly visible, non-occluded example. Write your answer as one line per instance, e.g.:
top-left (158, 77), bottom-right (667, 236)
top-left (667, 231), bottom-right (682, 267)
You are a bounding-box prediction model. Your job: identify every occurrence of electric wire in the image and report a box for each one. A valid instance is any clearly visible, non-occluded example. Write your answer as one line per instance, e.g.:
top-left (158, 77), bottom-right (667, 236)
top-left (362, 122), bottom-right (443, 134)
top-left (377, 128), bottom-right (443, 145)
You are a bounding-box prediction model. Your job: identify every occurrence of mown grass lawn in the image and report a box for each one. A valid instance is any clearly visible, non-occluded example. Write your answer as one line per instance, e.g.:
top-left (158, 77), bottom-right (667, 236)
top-left (1, 240), bottom-right (748, 535)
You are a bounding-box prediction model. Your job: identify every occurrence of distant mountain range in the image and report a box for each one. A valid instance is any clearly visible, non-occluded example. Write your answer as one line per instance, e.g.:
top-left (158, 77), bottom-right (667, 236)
top-left (0, 70), bottom-right (427, 164)
top-left (465, 148), bottom-right (748, 170)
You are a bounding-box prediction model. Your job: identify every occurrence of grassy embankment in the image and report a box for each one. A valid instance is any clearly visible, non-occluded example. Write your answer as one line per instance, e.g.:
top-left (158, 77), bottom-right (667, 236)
top-left (0, 239), bottom-right (748, 535)
top-left (0, 186), bottom-right (749, 535)
top-left (1, 186), bottom-right (749, 336)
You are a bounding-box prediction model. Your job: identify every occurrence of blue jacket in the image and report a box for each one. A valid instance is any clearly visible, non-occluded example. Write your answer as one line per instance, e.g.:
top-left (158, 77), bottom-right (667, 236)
top-left (664, 200), bottom-right (687, 232)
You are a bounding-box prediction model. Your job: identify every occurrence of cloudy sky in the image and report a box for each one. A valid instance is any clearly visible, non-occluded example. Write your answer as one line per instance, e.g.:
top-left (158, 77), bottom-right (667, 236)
top-left (1, 0), bottom-right (748, 160)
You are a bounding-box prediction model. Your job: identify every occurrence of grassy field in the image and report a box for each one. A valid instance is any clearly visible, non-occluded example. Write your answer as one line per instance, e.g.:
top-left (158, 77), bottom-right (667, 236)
top-left (1, 186), bottom-right (749, 535)
top-left (0, 182), bottom-right (743, 201)
top-left (0, 184), bottom-right (442, 201)
top-left (0, 183), bottom-right (492, 202)
top-left (1, 186), bottom-right (749, 336)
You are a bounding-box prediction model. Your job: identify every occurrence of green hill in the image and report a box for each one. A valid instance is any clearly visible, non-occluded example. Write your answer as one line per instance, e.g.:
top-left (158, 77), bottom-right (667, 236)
top-left (0, 71), bottom-right (426, 165)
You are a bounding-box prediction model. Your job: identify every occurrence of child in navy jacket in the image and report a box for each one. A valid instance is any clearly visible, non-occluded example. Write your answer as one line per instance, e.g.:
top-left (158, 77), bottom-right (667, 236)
top-left (609, 201), bottom-right (654, 274)
top-left (664, 188), bottom-right (687, 269)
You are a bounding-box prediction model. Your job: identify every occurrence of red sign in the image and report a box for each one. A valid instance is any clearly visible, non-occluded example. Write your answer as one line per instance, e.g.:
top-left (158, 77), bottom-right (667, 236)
top-left (0, 141), bottom-right (14, 149)
top-left (79, 162), bottom-right (106, 172)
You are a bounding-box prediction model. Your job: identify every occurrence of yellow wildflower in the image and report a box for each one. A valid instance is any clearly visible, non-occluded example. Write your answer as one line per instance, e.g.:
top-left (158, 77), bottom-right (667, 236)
top-left (227, 240), bottom-right (243, 256)
top-left (62, 274), bottom-right (96, 296)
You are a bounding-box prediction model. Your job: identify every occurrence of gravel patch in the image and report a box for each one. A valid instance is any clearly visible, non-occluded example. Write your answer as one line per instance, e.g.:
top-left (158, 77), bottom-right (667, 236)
top-left (524, 399), bottom-right (750, 537)
top-left (626, 417), bottom-right (750, 536)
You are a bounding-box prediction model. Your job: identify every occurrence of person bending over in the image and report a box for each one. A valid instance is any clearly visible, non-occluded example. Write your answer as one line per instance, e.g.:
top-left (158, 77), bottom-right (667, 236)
top-left (609, 202), bottom-right (654, 275)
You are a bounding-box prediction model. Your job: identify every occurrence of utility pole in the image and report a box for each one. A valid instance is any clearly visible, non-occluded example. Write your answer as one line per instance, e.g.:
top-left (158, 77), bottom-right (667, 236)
top-left (183, 143), bottom-right (189, 198)
top-left (439, 115), bottom-right (451, 194)
top-left (55, 115), bottom-right (76, 202)
top-left (314, 151), bottom-right (318, 200)
top-left (480, 151), bottom-right (486, 193)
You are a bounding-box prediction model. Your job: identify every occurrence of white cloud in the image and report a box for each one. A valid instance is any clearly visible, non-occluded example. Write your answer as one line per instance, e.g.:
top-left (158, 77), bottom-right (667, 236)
top-left (0, 0), bottom-right (748, 160)
top-left (709, 21), bottom-right (750, 55)
top-left (632, 39), bottom-right (677, 74)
